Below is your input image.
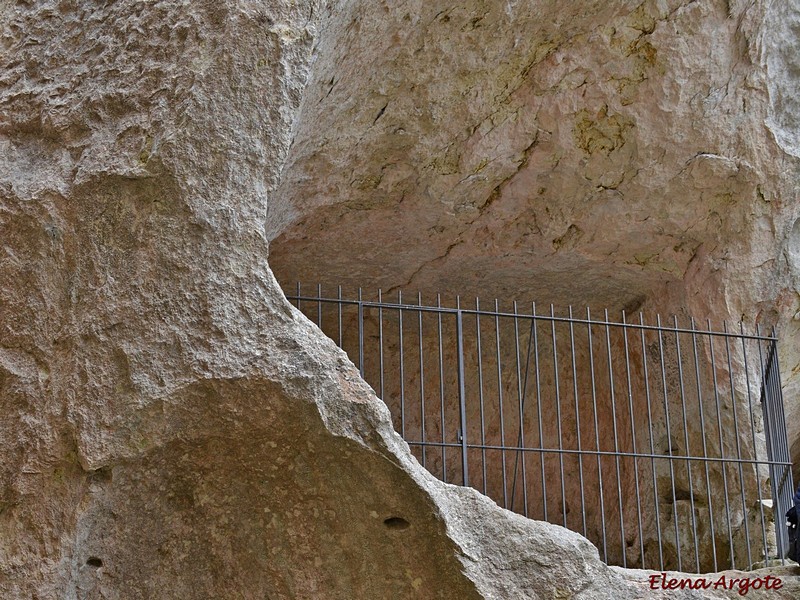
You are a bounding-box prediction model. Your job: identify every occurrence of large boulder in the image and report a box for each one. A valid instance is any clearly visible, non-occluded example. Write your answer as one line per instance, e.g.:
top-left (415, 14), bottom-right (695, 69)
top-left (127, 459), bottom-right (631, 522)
top-left (1, 0), bottom-right (799, 598)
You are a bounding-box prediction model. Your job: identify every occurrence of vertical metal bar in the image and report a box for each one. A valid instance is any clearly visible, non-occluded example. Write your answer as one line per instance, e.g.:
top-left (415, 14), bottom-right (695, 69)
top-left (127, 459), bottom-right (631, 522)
top-left (740, 322), bottom-right (769, 566)
top-left (437, 293), bottom-right (447, 482)
top-left (456, 297), bottom-right (469, 487)
top-left (690, 317), bottom-right (717, 571)
top-left (533, 303), bottom-right (547, 522)
top-left (378, 289), bottom-right (384, 401)
top-left (495, 299), bottom-right (509, 509)
top-left (418, 292), bottom-right (426, 469)
top-left (771, 329), bottom-right (791, 473)
top-left (551, 304), bottom-right (567, 527)
top-left (358, 287), bottom-right (364, 378)
top-left (755, 326), bottom-right (778, 564)
top-left (622, 311), bottom-right (645, 568)
top-left (587, 308), bottom-right (606, 562)
top-left (296, 281), bottom-right (301, 309)
top-left (510, 301), bottom-right (529, 516)
top-left (768, 331), bottom-right (795, 563)
top-left (673, 316), bottom-right (700, 572)
top-left (603, 309), bottom-right (626, 568)
top-left (337, 285), bottom-right (343, 348)
top-left (763, 331), bottom-right (785, 561)
top-left (708, 320), bottom-right (735, 569)
top-left (724, 321), bottom-right (752, 568)
top-left (767, 330), bottom-right (792, 564)
top-left (317, 283), bottom-right (322, 327)
top-left (569, 306), bottom-right (587, 538)
top-left (476, 298), bottom-right (488, 495)
top-left (657, 315), bottom-right (681, 571)
top-left (639, 313), bottom-right (664, 571)
top-left (774, 332), bottom-right (795, 560)
top-left (512, 305), bottom-right (536, 516)
top-left (398, 290), bottom-right (405, 439)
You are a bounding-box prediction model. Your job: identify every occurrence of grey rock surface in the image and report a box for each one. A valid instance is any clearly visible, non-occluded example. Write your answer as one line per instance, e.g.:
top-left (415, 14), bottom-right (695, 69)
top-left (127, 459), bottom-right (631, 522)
top-left (268, 0), bottom-right (800, 478)
top-left (1, 1), bottom-right (799, 599)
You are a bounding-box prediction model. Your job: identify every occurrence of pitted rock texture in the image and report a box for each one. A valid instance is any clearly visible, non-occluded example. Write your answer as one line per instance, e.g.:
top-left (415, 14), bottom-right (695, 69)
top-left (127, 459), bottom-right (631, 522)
top-left (2, 1), bottom-right (800, 600)
top-left (267, 0), bottom-right (800, 479)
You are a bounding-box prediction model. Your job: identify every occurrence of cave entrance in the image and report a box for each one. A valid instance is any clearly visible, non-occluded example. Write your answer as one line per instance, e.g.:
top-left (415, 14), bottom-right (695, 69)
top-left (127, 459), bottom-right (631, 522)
top-left (286, 283), bottom-right (794, 574)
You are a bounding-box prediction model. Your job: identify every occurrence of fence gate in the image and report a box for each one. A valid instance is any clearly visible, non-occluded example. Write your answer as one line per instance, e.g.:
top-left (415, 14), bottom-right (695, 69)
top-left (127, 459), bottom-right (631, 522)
top-left (287, 284), bottom-right (794, 574)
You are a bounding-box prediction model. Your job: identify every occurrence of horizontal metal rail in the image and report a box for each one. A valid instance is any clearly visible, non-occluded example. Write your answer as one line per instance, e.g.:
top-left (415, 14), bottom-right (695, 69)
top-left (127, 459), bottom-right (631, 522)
top-left (287, 293), bottom-right (777, 342)
top-left (403, 441), bottom-right (793, 467)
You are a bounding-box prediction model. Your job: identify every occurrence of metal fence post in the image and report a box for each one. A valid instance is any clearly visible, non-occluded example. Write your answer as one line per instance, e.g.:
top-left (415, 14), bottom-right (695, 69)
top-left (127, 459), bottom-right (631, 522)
top-left (760, 335), bottom-right (794, 561)
top-left (358, 288), bottom-right (364, 378)
top-left (456, 306), bottom-right (469, 487)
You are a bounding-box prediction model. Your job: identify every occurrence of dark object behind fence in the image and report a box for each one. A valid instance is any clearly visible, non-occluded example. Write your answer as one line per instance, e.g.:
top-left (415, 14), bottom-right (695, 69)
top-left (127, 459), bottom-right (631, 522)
top-left (286, 284), bottom-right (794, 574)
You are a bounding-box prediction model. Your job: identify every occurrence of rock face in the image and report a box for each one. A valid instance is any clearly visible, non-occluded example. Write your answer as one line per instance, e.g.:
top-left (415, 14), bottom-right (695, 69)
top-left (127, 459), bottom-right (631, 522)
top-left (1, 1), bottom-right (800, 600)
top-left (268, 0), bottom-right (800, 479)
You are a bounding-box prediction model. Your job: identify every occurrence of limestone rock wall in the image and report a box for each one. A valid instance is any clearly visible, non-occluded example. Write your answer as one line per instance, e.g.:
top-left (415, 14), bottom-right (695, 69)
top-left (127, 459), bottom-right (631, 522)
top-left (268, 0), bottom-right (800, 479)
top-left (2, 1), bottom-right (800, 599)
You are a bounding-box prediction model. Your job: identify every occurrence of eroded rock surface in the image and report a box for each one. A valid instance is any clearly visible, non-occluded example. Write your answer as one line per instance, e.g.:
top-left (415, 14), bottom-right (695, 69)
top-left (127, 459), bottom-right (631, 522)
top-left (1, 1), bottom-right (800, 599)
top-left (268, 0), bottom-right (800, 478)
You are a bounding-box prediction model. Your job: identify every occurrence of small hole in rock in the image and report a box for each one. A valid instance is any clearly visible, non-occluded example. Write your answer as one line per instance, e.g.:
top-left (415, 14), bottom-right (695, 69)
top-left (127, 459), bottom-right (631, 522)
top-left (663, 489), bottom-right (693, 504)
top-left (383, 516), bottom-right (410, 530)
top-left (89, 467), bottom-right (112, 484)
top-left (86, 557), bottom-right (103, 568)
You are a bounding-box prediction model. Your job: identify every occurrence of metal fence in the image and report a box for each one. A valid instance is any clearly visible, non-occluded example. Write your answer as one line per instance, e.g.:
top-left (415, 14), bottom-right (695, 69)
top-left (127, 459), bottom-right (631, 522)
top-left (286, 284), bottom-right (794, 574)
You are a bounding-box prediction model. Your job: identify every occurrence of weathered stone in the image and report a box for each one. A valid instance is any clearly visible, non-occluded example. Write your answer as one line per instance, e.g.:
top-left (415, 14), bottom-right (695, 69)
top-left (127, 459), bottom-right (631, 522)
top-left (268, 0), bottom-right (800, 517)
top-left (2, 1), bottom-right (800, 599)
